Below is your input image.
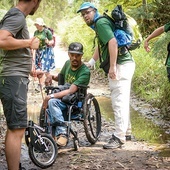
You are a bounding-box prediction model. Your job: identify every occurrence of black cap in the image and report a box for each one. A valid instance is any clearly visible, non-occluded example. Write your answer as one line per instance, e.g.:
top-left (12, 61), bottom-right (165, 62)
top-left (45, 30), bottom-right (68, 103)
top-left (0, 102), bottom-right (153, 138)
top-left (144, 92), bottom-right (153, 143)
top-left (68, 42), bottom-right (84, 54)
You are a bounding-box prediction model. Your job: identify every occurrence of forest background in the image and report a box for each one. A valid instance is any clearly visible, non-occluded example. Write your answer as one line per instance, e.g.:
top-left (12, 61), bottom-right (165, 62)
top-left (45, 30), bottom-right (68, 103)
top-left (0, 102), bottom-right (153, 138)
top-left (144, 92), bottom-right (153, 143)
top-left (0, 0), bottom-right (170, 120)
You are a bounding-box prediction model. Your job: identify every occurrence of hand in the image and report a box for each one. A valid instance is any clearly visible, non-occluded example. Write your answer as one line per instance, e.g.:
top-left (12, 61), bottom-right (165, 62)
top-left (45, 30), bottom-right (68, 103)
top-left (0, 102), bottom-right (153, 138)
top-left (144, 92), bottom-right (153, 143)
top-left (30, 37), bottom-right (40, 49)
top-left (45, 76), bottom-right (52, 86)
top-left (144, 40), bottom-right (151, 52)
top-left (36, 70), bottom-right (44, 78)
top-left (85, 62), bottom-right (92, 68)
top-left (30, 70), bottom-right (44, 78)
top-left (109, 65), bottom-right (117, 80)
top-left (30, 70), bottom-right (37, 77)
top-left (45, 39), bottom-right (49, 45)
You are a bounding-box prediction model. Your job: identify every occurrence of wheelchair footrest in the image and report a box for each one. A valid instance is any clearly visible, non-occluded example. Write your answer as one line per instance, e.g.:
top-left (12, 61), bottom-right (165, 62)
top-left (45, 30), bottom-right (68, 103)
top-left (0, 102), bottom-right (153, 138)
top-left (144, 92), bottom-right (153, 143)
top-left (71, 114), bottom-right (84, 120)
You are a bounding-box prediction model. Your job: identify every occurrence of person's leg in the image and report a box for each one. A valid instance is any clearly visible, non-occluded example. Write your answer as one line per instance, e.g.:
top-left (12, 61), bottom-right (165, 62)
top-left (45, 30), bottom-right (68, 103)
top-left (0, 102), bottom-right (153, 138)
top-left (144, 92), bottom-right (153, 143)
top-left (103, 62), bottom-right (135, 149)
top-left (0, 76), bottom-right (29, 168)
top-left (47, 98), bottom-right (67, 136)
top-left (47, 98), bottom-right (68, 146)
top-left (5, 128), bottom-right (25, 170)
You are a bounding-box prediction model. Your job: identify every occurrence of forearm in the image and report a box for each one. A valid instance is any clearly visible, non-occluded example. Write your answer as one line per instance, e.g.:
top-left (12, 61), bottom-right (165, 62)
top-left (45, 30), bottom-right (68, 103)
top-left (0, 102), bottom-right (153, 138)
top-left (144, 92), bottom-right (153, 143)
top-left (0, 36), bottom-right (32, 50)
top-left (108, 38), bottom-right (118, 67)
top-left (146, 26), bottom-right (164, 42)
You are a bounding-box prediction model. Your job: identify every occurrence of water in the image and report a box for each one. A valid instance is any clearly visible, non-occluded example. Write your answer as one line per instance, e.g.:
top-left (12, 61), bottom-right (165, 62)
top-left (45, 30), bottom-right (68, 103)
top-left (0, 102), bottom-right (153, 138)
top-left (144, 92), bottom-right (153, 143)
top-left (96, 96), bottom-right (170, 157)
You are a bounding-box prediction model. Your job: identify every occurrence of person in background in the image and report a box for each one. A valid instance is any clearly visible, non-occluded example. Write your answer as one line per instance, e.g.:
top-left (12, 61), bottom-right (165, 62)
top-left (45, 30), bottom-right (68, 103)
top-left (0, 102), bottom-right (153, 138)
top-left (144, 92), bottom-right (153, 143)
top-left (144, 23), bottom-right (170, 81)
top-left (42, 42), bottom-right (90, 146)
top-left (0, 0), bottom-right (41, 169)
top-left (33, 17), bottom-right (55, 92)
top-left (77, 2), bottom-right (135, 149)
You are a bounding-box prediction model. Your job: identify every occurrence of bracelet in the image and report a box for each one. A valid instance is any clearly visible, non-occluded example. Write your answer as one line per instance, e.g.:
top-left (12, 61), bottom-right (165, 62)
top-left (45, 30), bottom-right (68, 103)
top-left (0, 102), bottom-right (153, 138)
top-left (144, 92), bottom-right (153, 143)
top-left (88, 58), bottom-right (96, 67)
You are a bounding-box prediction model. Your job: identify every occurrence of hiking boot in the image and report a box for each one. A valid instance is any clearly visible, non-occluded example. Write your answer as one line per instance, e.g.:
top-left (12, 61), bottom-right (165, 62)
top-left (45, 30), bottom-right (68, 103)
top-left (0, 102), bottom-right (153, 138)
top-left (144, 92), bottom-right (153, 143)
top-left (56, 134), bottom-right (68, 146)
top-left (103, 135), bottom-right (124, 149)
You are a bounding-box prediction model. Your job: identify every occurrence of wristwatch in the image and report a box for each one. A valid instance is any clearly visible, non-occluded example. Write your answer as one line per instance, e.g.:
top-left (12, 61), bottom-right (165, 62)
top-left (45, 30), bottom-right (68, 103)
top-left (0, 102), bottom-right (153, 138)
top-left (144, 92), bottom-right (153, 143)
top-left (50, 94), bottom-right (55, 98)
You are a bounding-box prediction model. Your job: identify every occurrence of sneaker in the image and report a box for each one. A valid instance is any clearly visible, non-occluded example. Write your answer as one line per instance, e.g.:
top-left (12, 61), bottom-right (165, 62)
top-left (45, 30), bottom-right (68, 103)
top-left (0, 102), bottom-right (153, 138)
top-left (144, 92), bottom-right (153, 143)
top-left (56, 134), bottom-right (68, 146)
top-left (103, 135), bottom-right (124, 149)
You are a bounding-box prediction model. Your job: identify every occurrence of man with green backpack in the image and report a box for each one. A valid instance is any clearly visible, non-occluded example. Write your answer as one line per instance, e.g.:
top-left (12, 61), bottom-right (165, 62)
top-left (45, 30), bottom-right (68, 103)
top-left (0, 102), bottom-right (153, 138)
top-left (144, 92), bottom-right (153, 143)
top-left (77, 2), bottom-right (135, 149)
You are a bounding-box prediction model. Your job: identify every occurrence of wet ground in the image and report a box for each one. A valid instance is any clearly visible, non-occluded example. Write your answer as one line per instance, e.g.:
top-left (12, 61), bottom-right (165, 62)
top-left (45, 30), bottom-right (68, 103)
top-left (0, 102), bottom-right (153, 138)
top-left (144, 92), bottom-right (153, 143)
top-left (0, 73), bottom-right (170, 170)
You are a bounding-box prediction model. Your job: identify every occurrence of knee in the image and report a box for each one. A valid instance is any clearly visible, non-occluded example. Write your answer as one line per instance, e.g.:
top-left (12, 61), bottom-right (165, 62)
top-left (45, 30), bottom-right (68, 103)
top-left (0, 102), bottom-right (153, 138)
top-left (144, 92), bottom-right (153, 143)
top-left (7, 128), bottom-right (25, 139)
top-left (48, 98), bottom-right (56, 108)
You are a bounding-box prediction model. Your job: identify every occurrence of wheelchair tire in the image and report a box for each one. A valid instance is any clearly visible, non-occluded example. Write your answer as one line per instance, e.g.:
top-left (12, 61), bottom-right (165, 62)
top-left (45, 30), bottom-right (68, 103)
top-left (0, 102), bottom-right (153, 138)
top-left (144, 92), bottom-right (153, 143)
top-left (39, 106), bottom-right (45, 127)
top-left (83, 93), bottom-right (101, 144)
top-left (28, 133), bottom-right (57, 169)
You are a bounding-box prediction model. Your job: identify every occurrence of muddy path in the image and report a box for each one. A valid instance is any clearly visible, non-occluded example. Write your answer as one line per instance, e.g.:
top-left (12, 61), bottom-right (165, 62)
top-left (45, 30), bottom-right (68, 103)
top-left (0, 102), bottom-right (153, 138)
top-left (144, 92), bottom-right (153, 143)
top-left (1, 73), bottom-right (170, 170)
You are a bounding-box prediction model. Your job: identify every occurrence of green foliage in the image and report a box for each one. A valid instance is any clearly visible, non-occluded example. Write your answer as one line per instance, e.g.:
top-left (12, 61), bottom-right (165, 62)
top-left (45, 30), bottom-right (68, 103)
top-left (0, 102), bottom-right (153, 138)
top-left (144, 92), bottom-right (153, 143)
top-left (57, 15), bottom-right (95, 61)
top-left (152, 33), bottom-right (170, 60)
top-left (132, 45), bottom-right (170, 117)
top-left (0, 9), bottom-right (7, 20)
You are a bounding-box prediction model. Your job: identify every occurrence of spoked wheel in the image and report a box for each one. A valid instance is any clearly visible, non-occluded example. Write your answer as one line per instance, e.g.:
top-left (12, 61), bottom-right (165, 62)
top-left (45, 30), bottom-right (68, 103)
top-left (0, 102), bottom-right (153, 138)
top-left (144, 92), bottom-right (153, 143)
top-left (28, 134), bottom-right (57, 169)
top-left (83, 93), bottom-right (101, 144)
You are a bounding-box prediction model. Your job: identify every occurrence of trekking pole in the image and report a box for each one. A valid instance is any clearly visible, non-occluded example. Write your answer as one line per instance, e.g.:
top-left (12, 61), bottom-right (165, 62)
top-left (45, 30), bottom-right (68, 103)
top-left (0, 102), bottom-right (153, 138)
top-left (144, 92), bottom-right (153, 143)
top-left (32, 49), bottom-right (44, 101)
top-left (31, 50), bottom-right (37, 93)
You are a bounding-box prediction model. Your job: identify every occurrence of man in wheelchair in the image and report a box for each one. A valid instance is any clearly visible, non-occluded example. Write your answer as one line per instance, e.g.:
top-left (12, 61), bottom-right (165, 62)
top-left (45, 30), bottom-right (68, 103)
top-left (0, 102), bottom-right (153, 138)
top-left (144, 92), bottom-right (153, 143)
top-left (42, 42), bottom-right (91, 146)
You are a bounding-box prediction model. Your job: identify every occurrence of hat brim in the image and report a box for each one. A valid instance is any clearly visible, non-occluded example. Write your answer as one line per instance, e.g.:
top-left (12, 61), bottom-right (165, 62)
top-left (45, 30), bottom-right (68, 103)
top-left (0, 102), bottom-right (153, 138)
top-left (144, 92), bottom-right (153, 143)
top-left (77, 6), bottom-right (91, 13)
top-left (34, 22), bottom-right (45, 26)
top-left (68, 51), bottom-right (83, 54)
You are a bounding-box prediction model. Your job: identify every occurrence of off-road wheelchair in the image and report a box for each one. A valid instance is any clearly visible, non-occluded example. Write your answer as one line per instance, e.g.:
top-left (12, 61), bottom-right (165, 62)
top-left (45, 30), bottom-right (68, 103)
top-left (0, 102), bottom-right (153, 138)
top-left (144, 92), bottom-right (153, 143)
top-left (25, 82), bottom-right (101, 169)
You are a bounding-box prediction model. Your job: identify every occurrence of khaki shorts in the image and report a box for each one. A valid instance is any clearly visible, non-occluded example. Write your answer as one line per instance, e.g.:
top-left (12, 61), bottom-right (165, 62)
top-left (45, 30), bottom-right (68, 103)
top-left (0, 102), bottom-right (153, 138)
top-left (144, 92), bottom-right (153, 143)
top-left (0, 76), bottom-right (29, 129)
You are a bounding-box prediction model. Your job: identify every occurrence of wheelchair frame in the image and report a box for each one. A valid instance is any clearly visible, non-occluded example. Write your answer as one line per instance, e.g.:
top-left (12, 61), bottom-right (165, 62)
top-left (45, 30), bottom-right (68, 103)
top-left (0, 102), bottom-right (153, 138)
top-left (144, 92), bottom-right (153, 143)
top-left (39, 84), bottom-right (102, 149)
top-left (25, 84), bottom-right (101, 169)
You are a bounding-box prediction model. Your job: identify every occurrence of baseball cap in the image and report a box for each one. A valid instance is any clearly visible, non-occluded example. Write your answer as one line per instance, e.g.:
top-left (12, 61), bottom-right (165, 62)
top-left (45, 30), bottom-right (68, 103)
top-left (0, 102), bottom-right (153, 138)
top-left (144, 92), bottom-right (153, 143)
top-left (77, 2), bottom-right (97, 13)
top-left (68, 42), bottom-right (84, 54)
top-left (34, 18), bottom-right (45, 26)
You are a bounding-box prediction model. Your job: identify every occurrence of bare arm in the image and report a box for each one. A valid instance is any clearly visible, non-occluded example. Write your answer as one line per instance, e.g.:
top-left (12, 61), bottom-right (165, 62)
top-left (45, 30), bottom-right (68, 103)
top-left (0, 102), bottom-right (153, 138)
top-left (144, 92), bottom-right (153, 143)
top-left (0, 30), bottom-right (39, 50)
top-left (108, 37), bottom-right (118, 79)
top-left (144, 26), bottom-right (164, 52)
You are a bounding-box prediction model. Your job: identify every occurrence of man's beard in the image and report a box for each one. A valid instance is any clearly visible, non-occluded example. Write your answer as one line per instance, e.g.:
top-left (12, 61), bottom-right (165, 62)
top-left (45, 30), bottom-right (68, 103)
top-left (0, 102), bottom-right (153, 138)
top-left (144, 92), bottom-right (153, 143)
top-left (86, 20), bottom-right (94, 26)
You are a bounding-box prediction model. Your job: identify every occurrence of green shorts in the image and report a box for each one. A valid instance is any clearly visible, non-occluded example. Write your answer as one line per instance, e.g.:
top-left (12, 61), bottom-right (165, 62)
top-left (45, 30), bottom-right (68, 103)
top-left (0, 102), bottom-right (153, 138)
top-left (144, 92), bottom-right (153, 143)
top-left (0, 76), bottom-right (29, 129)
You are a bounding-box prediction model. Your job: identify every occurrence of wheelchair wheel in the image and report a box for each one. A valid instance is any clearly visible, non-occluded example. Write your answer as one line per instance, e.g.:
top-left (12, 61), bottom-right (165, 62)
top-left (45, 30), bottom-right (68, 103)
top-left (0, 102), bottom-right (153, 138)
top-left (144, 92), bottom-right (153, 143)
top-left (39, 106), bottom-right (45, 127)
top-left (39, 106), bottom-right (47, 127)
top-left (28, 133), bottom-right (57, 169)
top-left (83, 93), bottom-right (101, 144)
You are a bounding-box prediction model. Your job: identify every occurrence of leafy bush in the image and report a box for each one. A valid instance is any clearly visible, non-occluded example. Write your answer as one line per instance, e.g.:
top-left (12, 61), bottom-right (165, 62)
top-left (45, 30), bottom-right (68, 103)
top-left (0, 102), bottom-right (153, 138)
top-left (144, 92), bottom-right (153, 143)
top-left (57, 15), bottom-right (95, 61)
top-left (132, 44), bottom-right (170, 117)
